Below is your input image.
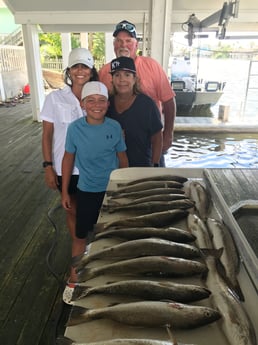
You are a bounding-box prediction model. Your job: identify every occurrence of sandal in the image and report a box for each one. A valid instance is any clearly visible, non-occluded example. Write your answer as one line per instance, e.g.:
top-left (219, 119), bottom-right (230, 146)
top-left (63, 281), bottom-right (78, 305)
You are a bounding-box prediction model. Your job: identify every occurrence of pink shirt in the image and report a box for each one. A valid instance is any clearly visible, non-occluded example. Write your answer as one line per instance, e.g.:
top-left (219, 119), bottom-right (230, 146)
top-left (99, 55), bottom-right (175, 113)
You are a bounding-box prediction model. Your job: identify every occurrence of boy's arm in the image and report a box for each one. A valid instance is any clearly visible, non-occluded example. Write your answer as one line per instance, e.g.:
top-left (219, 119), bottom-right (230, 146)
top-left (61, 151), bottom-right (75, 210)
top-left (117, 151), bottom-right (129, 168)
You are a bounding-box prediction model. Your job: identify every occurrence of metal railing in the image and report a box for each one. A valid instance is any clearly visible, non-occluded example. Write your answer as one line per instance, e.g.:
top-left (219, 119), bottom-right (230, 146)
top-left (0, 27), bottom-right (23, 46)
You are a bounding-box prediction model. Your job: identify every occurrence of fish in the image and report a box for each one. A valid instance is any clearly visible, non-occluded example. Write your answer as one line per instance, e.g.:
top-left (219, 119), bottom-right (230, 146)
top-left (72, 279), bottom-right (211, 303)
top-left (187, 181), bottom-right (210, 220)
top-left (117, 174), bottom-right (188, 186)
top-left (74, 238), bottom-right (201, 270)
top-left (206, 217), bottom-right (244, 301)
top-left (204, 254), bottom-right (256, 345)
top-left (102, 209), bottom-right (188, 229)
top-left (93, 226), bottom-right (196, 243)
top-left (105, 199), bottom-right (195, 214)
top-left (77, 256), bottom-right (208, 282)
top-left (56, 336), bottom-right (196, 345)
top-left (109, 187), bottom-right (185, 200)
top-left (187, 213), bottom-right (213, 249)
top-left (107, 193), bottom-right (188, 207)
top-left (67, 300), bottom-right (221, 328)
top-left (107, 181), bottom-right (184, 196)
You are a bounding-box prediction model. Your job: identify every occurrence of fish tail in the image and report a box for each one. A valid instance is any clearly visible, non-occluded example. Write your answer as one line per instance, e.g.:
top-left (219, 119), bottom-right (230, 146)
top-left (66, 306), bottom-right (90, 326)
top-left (77, 267), bottom-right (93, 282)
top-left (71, 252), bottom-right (85, 267)
top-left (93, 223), bottom-right (105, 233)
top-left (221, 275), bottom-right (245, 302)
top-left (56, 336), bottom-right (74, 345)
top-left (71, 285), bottom-right (91, 301)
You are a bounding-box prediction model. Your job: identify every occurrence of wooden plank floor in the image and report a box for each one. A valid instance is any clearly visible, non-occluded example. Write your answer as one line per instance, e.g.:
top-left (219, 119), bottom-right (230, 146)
top-left (0, 98), bottom-right (73, 345)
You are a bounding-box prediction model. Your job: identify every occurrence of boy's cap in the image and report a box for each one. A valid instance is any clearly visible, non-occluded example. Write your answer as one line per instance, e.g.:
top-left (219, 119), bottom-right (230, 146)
top-left (110, 56), bottom-right (136, 75)
top-left (113, 20), bottom-right (137, 39)
top-left (68, 48), bottom-right (94, 69)
top-left (81, 81), bottom-right (108, 100)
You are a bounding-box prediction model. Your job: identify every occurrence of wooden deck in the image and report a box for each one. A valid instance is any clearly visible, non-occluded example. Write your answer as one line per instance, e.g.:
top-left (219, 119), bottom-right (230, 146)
top-left (0, 98), bottom-right (72, 345)
top-left (1, 98), bottom-right (257, 345)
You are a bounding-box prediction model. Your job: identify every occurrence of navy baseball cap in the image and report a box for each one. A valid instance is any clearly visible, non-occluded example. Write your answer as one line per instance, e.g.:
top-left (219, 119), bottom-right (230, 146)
top-left (110, 56), bottom-right (136, 75)
top-left (113, 20), bottom-right (137, 39)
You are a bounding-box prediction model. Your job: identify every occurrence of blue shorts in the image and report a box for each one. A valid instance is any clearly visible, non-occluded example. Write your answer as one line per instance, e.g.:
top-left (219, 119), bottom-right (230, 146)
top-left (76, 189), bottom-right (105, 239)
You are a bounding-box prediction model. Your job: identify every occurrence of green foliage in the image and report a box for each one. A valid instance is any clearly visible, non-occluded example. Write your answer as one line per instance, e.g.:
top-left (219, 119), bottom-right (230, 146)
top-left (39, 33), bottom-right (62, 59)
top-left (211, 42), bottom-right (231, 59)
top-left (92, 32), bottom-right (105, 60)
top-left (38, 32), bottom-right (105, 65)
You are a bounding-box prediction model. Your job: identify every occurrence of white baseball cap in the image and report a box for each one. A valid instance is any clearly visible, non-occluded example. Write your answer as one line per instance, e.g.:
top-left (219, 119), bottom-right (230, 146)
top-left (81, 81), bottom-right (108, 100)
top-left (68, 48), bottom-right (94, 69)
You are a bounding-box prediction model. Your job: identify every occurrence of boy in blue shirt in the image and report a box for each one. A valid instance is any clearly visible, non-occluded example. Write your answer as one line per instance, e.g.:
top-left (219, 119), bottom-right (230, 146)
top-left (61, 81), bottom-right (128, 301)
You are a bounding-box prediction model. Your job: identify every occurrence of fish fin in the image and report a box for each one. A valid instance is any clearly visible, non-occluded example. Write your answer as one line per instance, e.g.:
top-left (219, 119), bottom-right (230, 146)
top-left (199, 247), bottom-right (223, 260)
top-left (56, 336), bottom-right (74, 345)
top-left (202, 248), bottom-right (245, 302)
top-left (93, 223), bottom-right (105, 233)
top-left (226, 281), bottom-right (245, 302)
top-left (166, 324), bottom-right (177, 345)
top-left (77, 267), bottom-right (91, 282)
top-left (71, 285), bottom-right (90, 301)
top-left (71, 253), bottom-right (85, 267)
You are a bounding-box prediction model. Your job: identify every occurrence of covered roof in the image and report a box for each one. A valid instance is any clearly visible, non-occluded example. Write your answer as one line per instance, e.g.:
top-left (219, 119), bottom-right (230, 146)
top-left (2, 0), bottom-right (258, 120)
top-left (3, 0), bottom-right (258, 33)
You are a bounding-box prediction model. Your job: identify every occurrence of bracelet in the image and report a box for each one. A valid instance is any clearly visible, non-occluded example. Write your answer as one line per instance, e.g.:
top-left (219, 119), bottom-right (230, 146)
top-left (42, 161), bottom-right (53, 168)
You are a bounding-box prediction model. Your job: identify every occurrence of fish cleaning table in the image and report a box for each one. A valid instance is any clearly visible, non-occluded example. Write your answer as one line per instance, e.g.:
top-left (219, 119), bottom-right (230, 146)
top-left (64, 168), bottom-right (258, 345)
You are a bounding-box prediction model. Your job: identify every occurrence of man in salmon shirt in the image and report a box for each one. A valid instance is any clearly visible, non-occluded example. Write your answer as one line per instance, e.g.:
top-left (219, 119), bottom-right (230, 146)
top-left (99, 20), bottom-right (176, 167)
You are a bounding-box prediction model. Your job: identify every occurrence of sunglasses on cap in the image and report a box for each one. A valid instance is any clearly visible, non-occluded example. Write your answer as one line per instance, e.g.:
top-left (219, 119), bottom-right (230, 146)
top-left (115, 22), bottom-right (136, 33)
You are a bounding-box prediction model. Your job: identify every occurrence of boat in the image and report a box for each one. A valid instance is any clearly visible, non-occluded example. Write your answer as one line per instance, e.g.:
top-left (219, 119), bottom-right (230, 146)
top-left (170, 57), bottom-right (226, 116)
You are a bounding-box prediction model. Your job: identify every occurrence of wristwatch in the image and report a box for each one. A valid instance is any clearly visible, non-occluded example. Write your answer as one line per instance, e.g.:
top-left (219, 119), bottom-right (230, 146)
top-left (153, 163), bottom-right (159, 167)
top-left (42, 161), bottom-right (53, 168)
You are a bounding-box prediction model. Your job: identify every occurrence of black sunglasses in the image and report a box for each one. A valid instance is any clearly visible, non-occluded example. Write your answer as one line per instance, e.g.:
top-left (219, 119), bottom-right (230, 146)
top-left (116, 22), bottom-right (136, 33)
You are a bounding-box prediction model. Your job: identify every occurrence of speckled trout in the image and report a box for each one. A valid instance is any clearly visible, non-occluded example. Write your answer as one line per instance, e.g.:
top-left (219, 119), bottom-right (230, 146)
top-left (206, 217), bottom-right (244, 301)
top-left (57, 336), bottom-right (196, 345)
top-left (107, 181), bottom-right (184, 196)
top-left (77, 256), bottom-right (207, 282)
top-left (105, 199), bottom-right (195, 214)
top-left (117, 174), bottom-right (188, 186)
top-left (205, 254), bottom-right (256, 345)
top-left (94, 226), bottom-right (196, 243)
top-left (186, 181), bottom-right (210, 220)
top-left (102, 209), bottom-right (188, 229)
top-left (75, 238), bottom-right (201, 270)
top-left (72, 279), bottom-right (211, 303)
top-left (67, 301), bottom-right (221, 328)
top-left (107, 193), bottom-right (188, 207)
top-left (109, 187), bottom-right (185, 200)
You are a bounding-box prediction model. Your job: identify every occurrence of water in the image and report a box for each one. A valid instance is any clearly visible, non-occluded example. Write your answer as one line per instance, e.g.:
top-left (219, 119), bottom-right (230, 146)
top-left (165, 58), bottom-right (258, 168)
top-left (165, 133), bottom-right (258, 168)
top-left (186, 58), bottom-right (258, 119)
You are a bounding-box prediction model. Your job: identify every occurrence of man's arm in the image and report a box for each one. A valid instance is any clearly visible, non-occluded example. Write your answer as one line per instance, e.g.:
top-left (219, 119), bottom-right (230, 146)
top-left (162, 97), bottom-right (176, 152)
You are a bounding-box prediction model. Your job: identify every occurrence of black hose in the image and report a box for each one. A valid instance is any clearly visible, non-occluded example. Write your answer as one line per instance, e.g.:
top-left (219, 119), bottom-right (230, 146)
top-left (46, 203), bottom-right (66, 290)
top-left (45, 203), bottom-right (72, 345)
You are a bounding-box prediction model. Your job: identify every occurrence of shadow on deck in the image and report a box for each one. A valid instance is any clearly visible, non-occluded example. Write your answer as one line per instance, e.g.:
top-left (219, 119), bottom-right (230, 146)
top-left (0, 98), bottom-right (72, 345)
